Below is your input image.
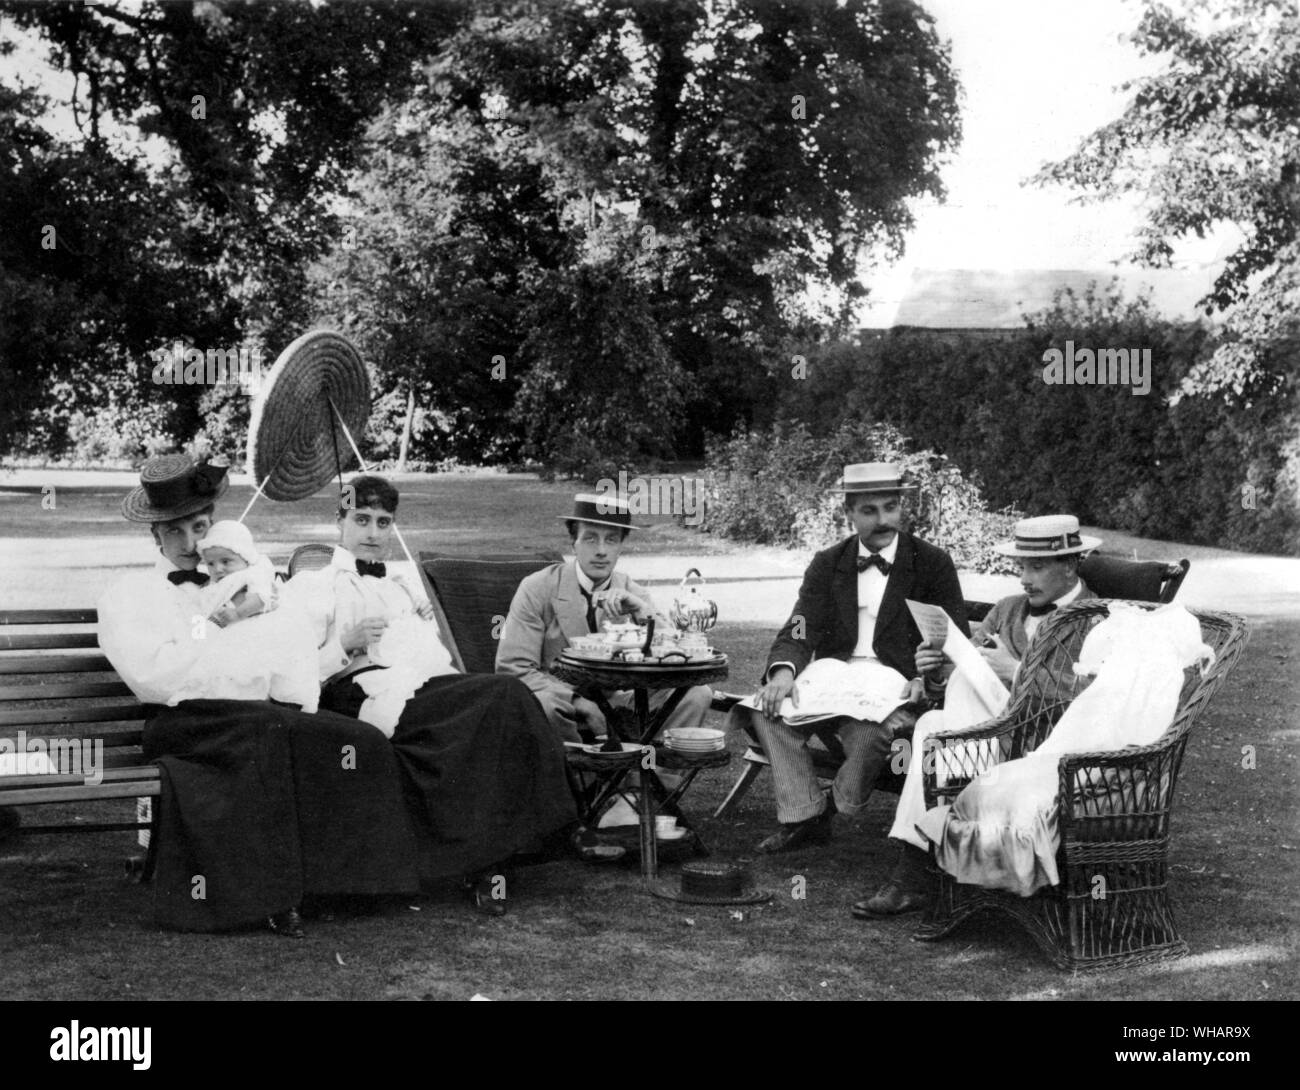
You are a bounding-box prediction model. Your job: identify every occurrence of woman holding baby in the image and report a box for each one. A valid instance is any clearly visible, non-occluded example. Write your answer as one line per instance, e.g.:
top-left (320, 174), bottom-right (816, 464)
top-left (97, 456), bottom-right (574, 936)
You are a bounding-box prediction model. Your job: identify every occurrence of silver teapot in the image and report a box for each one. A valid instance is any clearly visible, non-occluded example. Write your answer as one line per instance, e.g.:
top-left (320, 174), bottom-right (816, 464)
top-left (670, 568), bottom-right (718, 634)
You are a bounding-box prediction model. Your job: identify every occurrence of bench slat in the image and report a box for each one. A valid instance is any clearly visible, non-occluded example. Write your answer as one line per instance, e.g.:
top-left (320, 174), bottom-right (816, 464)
top-left (0, 781), bottom-right (160, 805)
top-left (0, 766), bottom-right (159, 790)
top-left (0, 729), bottom-right (145, 747)
top-left (0, 633), bottom-right (99, 651)
top-left (0, 609), bottom-right (98, 625)
top-left (0, 704), bottom-right (148, 727)
top-left (0, 680), bottom-right (134, 702)
top-left (0, 654), bottom-right (116, 675)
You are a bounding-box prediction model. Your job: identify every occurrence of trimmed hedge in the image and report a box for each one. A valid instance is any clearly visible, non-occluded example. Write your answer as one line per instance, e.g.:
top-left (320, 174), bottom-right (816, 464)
top-left (767, 288), bottom-right (1298, 556)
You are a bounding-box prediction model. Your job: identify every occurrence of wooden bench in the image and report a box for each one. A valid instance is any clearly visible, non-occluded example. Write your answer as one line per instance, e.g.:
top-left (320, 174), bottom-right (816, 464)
top-left (0, 609), bottom-right (158, 856)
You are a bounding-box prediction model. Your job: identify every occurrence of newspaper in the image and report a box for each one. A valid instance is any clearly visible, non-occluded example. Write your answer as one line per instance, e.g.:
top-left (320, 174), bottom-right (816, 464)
top-left (906, 599), bottom-right (1008, 720)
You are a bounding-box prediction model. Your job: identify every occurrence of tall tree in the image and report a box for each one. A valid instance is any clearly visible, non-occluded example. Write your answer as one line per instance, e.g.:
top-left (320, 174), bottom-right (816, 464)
top-left (316, 0), bottom-right (961, 471)
top-left (1033, 0), bottom-right (1299, 398)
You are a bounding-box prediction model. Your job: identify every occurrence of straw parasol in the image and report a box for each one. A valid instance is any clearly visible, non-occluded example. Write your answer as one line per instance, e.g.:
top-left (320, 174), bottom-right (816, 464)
top-left (246, 329), bottom-right (370, 503)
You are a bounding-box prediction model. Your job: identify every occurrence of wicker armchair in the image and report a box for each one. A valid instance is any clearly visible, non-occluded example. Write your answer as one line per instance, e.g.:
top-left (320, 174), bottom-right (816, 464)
top-left (915, 600), bottom-right (1249, 971)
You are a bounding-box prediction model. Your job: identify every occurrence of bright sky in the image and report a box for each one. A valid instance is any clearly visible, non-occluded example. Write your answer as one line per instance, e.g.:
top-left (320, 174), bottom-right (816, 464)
top-left (7, 0), bottom-right (1233, 322)
top-left (858, 0), bottom-right (1235, 322)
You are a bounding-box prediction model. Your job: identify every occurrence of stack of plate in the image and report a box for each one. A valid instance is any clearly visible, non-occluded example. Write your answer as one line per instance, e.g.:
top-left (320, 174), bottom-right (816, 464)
top-left (663, 727), bottom-right (726, 754)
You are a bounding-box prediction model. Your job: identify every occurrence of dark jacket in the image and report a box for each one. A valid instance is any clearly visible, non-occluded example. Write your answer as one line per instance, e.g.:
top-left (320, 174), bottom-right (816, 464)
top-left (765, 532), bottom-right (969, 681)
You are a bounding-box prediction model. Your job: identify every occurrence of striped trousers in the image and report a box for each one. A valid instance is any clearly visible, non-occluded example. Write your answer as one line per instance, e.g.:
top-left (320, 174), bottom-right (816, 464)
top-left (750, 705), bottom-right (917, 825)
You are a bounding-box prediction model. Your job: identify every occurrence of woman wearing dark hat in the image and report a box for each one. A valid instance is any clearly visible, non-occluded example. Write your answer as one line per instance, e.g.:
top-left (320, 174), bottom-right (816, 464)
top-left (99, 454), bottom-right (424, 936)
top-left (282, 474), bottom-right (580, 912)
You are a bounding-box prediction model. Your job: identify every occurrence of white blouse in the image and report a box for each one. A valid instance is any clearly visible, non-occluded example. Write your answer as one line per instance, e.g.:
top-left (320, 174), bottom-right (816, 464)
top-left (280, 546), bottom-right (455, 682)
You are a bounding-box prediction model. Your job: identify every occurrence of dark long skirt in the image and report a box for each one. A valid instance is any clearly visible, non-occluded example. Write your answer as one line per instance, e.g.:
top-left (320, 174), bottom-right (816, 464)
top-left (144, 699), bottom-right (422, 932)
top-left (319, 672), bottom-right (577, 880)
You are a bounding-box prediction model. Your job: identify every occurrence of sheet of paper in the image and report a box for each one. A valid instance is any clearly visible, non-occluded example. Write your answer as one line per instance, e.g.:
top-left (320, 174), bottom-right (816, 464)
top-left (939, 616), bottom-right (1009, 719)
top-left (906, 599), bottom-right (953, 649)
top-left (778, 658), bottom-right (910, 724)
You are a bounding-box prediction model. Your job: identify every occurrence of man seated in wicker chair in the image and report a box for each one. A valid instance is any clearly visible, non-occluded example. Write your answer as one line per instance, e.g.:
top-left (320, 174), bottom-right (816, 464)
top-left (495, 493), bottom-right (713, 745)
top-left (852, 514), bottom-right (1100, 918)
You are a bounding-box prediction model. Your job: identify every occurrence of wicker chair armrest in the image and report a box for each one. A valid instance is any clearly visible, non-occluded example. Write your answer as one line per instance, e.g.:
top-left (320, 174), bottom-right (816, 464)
top-left (1055, 736), bottom-right (1182, 833)
top-left (922, 696), bottom-right (1072, 807)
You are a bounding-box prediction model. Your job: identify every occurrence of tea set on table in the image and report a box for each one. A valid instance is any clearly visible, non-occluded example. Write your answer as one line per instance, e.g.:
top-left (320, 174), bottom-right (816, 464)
top-left (562, 570), bottom-right (769, 902)
top-left (565, 567), bottom-right (722, 666)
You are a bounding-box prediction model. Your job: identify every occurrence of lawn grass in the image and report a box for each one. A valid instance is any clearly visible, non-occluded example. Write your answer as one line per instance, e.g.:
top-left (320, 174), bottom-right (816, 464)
top-left (1, 616), bottom-right (1294, 1001)
top-left (0, 471), bottom-right (1295, 1000)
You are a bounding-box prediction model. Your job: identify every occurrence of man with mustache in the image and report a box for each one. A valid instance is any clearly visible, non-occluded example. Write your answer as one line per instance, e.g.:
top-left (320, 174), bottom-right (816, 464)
top-left (742, 463), bottom-right (970, 854)
top-left (852, 514), bottom-right (1099, 918)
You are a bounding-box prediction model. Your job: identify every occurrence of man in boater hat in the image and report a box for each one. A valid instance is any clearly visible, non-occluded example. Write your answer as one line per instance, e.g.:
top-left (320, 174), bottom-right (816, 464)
top-left (851, 513), bottom-right (1100, 919)
top-left (98, 454), bottom-right (423, 937)
top-left (495, 492), bottom-right (712, 745)
top-left (743, 463), bottom-right (970, 854)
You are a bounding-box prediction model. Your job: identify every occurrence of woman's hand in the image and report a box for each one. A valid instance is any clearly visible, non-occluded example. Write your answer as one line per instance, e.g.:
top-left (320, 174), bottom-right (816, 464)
top-left (341, 617), bottom-right (388, 652)
top-left (209, 604), bottom-right (239, 628)
top-left (413, 601), bottom-right (436, 621)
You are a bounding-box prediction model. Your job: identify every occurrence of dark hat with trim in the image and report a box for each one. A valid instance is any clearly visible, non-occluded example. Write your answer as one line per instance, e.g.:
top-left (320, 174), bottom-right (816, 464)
top-left (994, 514), bottom-right (1101, 558)
top-left (558, 492), bottom-right (641, 532)
top-left (649, 861), bottom-right (773, 906)
top-left (121, 454), bottom-right (229, 523)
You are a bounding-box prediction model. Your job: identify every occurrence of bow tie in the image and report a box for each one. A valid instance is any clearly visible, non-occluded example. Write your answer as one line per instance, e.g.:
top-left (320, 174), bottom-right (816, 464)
top-left (1028, 601), bottom-right (1057, 617)
top-left (356, 560), bottom-right (387, 578)
top-left (857, 553), bottom-right (892, 575)
top-left (167, 569), bottom-right (210, 587)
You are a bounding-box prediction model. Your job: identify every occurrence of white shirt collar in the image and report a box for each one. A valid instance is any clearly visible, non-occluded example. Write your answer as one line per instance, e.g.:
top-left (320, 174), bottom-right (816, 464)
top-left (573, 559), bottom-right (611, 595)
top-left (331, 546), bottom-right (359, 572)
top-left (1053, 579), bottom-right (1083, 609)
top-left (857, 535), bottom-right (899, 564)
top-left (152, 556), bottom-right (195, 578)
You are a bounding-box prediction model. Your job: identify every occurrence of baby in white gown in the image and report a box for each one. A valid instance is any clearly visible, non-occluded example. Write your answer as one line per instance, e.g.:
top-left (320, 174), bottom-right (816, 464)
top-left (168, 521), bottom-right (321, 713)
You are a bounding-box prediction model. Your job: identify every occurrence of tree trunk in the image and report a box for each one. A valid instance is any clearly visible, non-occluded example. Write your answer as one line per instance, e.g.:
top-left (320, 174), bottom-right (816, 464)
top-left (397, 386), bottom-right (415, 472)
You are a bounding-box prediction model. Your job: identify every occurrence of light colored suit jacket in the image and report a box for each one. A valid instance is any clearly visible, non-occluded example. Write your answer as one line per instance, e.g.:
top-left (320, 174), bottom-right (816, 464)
top-left (494, 559), bottom-right (668, 705)
top-left (971, 579), bottom-right (1097, 661)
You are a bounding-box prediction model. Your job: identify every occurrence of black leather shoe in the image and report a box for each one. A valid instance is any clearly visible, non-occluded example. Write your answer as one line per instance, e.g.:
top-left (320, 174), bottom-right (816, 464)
top-left (266, 907), bottom-right (306, 938)
top-left (851, 881), bottom-right (931, 918)
top-left (755, 810), bottom-right (833, 854)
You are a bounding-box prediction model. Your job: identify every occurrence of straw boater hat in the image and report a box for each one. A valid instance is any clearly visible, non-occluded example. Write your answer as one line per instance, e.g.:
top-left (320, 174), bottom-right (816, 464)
top-left (559, 493), bottom-right (641, 533)
top-left (121, 454), bottom-right (229, 523)
top-left (827, 462), bottom-right (918, 494)
top-left (994, 515), bottom-right (1101, 558)
top-left (650, 861), bottom-right (773, 906)
top-left (196, 520), bottom-right (260, 565)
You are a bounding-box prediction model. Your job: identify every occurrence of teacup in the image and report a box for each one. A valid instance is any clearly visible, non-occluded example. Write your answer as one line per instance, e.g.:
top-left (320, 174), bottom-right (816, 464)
top-left (655, 816), bottom-right (679, 837)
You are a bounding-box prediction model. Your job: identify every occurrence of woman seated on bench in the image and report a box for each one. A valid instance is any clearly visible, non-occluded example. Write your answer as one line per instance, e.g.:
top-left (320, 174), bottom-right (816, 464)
top-left (281, 474), bottom-right (586, 912)
top-left (98, 456), bottom-right (574, 935)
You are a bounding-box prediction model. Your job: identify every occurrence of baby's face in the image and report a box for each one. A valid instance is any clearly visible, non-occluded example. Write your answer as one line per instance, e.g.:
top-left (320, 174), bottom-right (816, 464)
top-left (202, 547), bottom-right (249, 579)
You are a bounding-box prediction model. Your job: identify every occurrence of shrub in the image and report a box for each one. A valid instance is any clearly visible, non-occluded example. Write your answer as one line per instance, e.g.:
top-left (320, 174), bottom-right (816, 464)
top-left (770, 283), bottom-right (1299, 556)
top-left (701, 419), bottom-right (1020, 573)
